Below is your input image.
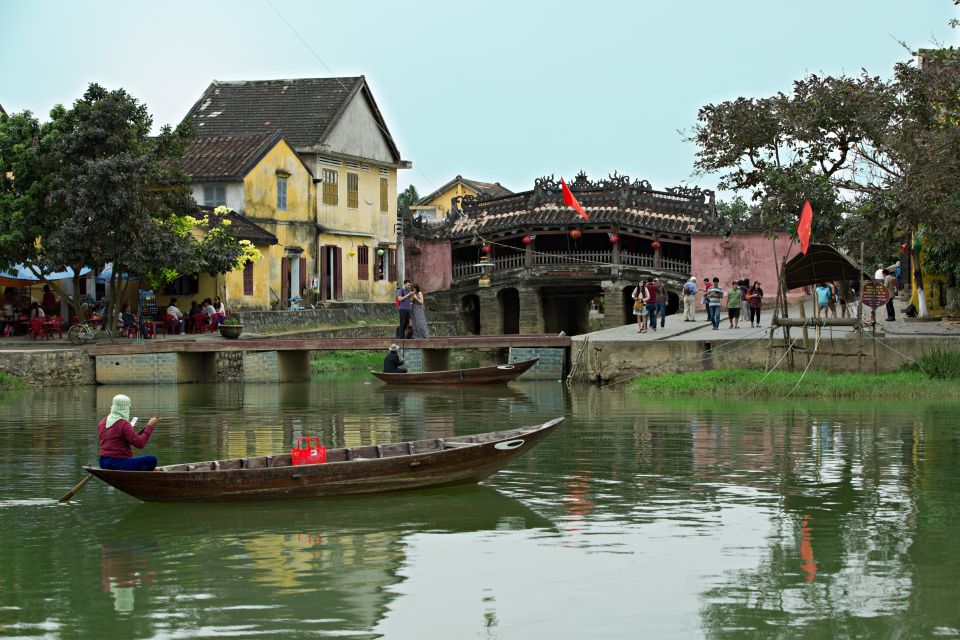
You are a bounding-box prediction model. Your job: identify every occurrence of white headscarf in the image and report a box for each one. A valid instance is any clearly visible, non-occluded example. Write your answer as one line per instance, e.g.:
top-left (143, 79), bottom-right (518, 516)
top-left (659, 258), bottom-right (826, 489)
top-left (105, 394), bottom-right (131, 429)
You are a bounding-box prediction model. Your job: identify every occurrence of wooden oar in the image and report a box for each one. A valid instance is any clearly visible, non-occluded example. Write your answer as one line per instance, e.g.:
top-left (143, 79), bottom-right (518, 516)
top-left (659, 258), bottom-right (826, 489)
top-left (58, 474), bottom-right (92, 503)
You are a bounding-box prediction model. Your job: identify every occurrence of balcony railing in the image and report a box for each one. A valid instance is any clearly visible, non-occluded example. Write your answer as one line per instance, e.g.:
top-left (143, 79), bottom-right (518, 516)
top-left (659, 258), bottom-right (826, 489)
top-left (451, 250), bottom-right (691, 280)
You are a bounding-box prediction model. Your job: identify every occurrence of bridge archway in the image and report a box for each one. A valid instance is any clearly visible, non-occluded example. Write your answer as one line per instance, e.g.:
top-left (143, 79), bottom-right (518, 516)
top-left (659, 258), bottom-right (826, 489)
top-left (622, 286), bottom-right (638, 325)
top-left (665, 291), bottom-right (680, 316)
top-left (460, 294), bottom-right (481, 335)
top-left (497, 288), bottom-right (520, 334)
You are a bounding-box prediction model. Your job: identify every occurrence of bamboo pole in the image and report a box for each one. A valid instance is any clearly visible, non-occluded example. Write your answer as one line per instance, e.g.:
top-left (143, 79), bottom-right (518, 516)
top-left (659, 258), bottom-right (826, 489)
top-left (858, 241), bottom-right (865, 372)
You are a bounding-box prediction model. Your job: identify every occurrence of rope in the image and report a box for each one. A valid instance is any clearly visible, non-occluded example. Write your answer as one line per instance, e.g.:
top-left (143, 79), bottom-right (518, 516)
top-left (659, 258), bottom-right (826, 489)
top-left (784, 324), bottom-right (823, 397)
top-left (736, 334), bottom-right (803, 398)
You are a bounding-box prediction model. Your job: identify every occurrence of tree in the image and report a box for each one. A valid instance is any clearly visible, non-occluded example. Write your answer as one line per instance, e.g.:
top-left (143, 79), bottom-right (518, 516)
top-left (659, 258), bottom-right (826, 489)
top-left (0, 83), bottom-right (197, 325)
top-left (191, 206), bottom-right (264, 296)
top-left (690, 52), bottom-right (960, 316)
top-left (397, 184), bottom-right (419, 211)
top-left (714, 196), bottom-right (753, 228)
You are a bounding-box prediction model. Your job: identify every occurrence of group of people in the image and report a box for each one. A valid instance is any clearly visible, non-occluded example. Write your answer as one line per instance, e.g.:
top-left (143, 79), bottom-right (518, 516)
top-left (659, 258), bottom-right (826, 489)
top-left (395, 279), bottom-right (429, 339)
top-left (636, 276), bottom-right (765, 332)
top-left (163, 297), bottom-right (226, 334)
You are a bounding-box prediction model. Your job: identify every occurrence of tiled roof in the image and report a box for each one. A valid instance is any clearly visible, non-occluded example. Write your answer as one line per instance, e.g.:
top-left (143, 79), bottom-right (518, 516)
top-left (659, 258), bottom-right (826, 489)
top-left (413, 176), bottom-right (722, 241)
top-left (179, 132), bottom-right (281, 181)
top-left (198, 205), bottom-right (278, 245)
top-left (416, 175), bottom-right (513, 206)
top-left (183, 76), bottom-right (401, 161)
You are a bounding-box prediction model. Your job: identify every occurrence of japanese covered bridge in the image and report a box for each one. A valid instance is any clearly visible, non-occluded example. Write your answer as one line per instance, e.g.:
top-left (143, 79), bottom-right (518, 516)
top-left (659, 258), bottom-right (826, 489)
top-left (404, 172), bottom-right (722, 336)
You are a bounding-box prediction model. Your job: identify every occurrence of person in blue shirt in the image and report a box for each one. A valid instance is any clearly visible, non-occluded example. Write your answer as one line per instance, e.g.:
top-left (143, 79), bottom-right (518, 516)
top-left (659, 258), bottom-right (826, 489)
top-left (815, 283), bottom-right (833, 317)
top-left (396, 279), bottom-right (412, 338)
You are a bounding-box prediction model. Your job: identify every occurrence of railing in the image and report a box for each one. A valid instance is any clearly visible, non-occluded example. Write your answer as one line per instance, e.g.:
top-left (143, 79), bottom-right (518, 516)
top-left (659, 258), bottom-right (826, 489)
top-left (451, 251), bottom-right (691, 280)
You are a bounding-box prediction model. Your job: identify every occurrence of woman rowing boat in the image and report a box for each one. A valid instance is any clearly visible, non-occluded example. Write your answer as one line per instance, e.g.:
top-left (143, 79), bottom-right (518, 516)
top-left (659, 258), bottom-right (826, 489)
top-left (98, 394), bottom-right (160, 471)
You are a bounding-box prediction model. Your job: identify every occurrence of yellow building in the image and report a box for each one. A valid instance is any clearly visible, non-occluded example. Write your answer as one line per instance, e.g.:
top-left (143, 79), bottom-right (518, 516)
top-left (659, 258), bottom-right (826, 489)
top-left (411, 175), bottom-right (512, 221)
top-left (178, 131), bottom-right (309, 311)
top-left (184, 76), bottom-right (410, 303)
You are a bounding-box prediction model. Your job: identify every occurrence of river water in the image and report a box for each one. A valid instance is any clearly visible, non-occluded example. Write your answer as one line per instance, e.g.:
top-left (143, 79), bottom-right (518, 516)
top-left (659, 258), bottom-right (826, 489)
top-left (1, 379), bottom-right (959, 639)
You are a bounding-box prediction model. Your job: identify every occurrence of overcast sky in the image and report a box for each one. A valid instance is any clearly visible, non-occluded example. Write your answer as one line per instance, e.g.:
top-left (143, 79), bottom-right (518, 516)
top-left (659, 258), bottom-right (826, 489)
top-left (2, 0), bottom-right (956, 199)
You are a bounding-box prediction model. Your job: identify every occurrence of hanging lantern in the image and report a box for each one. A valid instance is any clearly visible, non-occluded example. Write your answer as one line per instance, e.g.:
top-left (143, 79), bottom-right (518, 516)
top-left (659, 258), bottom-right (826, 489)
top-left (348, 249), bottom-right (356, 258)
top-left (608, 234), bottom-right (619, 245)
top-left (377, 248), bottom-right (385, 256)
top-left (481, 244), bottom-right (491, 254)
top-left (478, 273), bottom-right (491, 288)
top-left (570, 229), bottom-right (582, 240)
top-left (522, 235), bottom-right (533, 245)
top-left (651, 240), bottom-right (661, 250)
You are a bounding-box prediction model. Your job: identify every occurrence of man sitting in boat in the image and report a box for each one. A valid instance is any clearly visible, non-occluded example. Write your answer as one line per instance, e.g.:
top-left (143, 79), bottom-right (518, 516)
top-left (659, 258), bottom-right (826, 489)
top-left (383, 344), bottom-right (408, 373)
top-left (98, 394), bottom-right (161, 471)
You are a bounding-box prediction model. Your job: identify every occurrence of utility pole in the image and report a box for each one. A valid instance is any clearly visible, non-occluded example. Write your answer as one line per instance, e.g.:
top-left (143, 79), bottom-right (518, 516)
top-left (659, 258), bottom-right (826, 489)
top-left (395, 217), bottom-right (405, 284)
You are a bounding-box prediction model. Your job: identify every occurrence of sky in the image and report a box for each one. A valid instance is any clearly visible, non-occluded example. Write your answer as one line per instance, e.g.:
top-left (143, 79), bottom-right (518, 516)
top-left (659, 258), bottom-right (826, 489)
top-left (1, 0), bottom-right (957, 199)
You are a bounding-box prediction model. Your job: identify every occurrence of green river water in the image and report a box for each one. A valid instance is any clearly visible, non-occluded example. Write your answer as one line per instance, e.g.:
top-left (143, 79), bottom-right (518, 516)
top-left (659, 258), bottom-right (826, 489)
top-left (1, 379), bottom-right (959, 639)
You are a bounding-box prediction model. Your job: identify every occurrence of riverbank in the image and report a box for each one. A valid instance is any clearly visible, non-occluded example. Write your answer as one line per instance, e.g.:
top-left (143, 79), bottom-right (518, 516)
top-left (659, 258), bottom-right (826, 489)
top-left (628, 368), bottom-right (960, 398)
top-left (0, 371), bottom-right (24, 389)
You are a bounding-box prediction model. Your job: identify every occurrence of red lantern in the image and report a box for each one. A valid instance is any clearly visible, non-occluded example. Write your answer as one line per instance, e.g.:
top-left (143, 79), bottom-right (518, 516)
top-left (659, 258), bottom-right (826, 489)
top-left (609, 234), bottom-right (619, 245)
top-left (570, 229), bottom-right (582, 240)
top-left (522, 235), bottom-right (533, 245)
top-left (651, 240), bottom-right (661, 250)
top-left (481, 244), bottom-right (491, 254)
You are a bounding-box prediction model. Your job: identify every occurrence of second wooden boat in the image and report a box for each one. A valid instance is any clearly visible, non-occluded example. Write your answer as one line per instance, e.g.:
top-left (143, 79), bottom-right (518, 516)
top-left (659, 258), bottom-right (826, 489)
top-left (371, 357), bottom-right (539, 385)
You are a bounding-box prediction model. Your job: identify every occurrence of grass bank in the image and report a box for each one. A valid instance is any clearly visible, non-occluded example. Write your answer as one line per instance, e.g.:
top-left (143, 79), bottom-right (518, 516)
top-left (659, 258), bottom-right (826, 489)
top-left (309, 350), bottom-right (382, 376)
top-left (0, 371), bottom-right (25, 389)
top-left (629, 369), bottom-right (960, 398)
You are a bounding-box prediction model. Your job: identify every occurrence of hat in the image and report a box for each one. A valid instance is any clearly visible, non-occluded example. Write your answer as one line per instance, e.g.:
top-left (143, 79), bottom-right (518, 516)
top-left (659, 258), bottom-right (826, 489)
top-left (389, 344), bottom-right (399, 352)
top-left (105, 394), bottom-right (131, 429)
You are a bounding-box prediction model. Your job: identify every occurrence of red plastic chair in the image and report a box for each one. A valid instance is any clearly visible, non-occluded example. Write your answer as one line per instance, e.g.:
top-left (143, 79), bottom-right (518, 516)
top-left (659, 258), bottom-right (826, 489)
top-left (164, 313), bottom-right (180, 335)
top-left (29, 317), bottom-right (47, 340)
top-left (191, 313), bottom-right (211, 333)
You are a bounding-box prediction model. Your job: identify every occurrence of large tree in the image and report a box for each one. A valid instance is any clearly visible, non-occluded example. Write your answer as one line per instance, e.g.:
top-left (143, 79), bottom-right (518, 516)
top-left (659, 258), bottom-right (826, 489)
top-left (0, 83), bottom-right (197, 324)
top-left (690, 50), bottom-right (960, 315)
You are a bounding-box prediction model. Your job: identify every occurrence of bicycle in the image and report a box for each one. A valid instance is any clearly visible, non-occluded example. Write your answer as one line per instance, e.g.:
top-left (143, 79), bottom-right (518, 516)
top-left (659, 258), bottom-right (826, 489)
top-left (67, 321), bottom-right (113, 345)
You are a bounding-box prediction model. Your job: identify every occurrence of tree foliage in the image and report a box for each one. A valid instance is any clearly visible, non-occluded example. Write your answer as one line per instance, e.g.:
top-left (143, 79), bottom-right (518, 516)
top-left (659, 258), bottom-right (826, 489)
top-left (397, 184), bottom-right (419, 210)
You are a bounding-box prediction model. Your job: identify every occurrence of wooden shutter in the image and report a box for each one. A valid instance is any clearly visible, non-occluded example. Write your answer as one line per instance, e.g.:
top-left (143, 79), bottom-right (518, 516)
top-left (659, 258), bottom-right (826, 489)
top-left (299, 257), bottom-right (307, 296)
top-left (380, 178), bottom-right (388, 213)
top-left (281, 257), bottom-right (290, 309)
top-left (334, 246), bottom-right (343, 300)
top-left (387, 249), bottom-right (396, 282)
top-left (243, 261), bottom-right (254, 296)
top-left (320, 247), bottom-right (329, 301)
top-left (358, 246), bottom-right (369, 281)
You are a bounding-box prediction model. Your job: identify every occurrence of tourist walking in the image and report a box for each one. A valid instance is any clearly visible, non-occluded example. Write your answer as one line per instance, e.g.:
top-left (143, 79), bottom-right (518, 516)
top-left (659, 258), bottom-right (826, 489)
top-left (97, 394), bottom-right (160, 471)
top-left (815, 283), bottom-right (832, 318)
top-left (410, 284), bottom-right (430, 338)
top-left (883, 270), bottom-right (897, 321)
top-left (682, 277), bottom-right (697, 321)
top-left (725, 280), bottom-right (742, 329)
top-left (747, 281), bottom-right (763, 327)
top-left (654, 278), bottom-right (667, 328)
top-left (644, 278), bottom-right (659, 331)
top-left (396, 279), bottom-right (412, 339)
top-left (707, 278), bottom-right (724, 330)
top-left (632, 280), bottom-right (648, 333)
top-left (702, 278), bottom-right (712, 325)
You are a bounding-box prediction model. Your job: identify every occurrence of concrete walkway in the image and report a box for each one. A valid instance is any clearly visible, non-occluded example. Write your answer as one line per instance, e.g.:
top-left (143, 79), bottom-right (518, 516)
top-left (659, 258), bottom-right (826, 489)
top-left (580, 296), bottom-right (960, 345)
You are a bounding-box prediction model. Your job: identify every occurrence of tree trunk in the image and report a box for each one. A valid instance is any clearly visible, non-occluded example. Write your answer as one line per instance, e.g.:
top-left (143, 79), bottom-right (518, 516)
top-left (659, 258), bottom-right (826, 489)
top-left (912, 248), bottom-right (928, 317)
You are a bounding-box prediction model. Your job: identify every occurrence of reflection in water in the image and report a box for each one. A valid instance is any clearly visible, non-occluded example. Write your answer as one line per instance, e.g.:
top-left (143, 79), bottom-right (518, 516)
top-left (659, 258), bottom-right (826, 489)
top-left (1, 382), bottom-right (960, 638)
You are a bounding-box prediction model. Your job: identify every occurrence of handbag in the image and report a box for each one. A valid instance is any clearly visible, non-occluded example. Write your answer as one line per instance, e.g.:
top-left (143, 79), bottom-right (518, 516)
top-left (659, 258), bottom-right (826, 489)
top-left (633, 300), bottom-right (643, 312)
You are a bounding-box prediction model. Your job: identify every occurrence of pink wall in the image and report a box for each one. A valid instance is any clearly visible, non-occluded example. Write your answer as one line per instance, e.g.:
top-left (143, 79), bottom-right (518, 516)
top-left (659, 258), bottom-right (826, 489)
top-left (691, 234), bottom-right (802, 305)
top-left (404, 239), bottom-right (452, 293)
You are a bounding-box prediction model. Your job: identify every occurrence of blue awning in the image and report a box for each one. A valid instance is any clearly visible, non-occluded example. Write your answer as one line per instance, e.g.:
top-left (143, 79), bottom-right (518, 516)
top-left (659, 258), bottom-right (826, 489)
top-left (0, 264), bottom-right (92, 287)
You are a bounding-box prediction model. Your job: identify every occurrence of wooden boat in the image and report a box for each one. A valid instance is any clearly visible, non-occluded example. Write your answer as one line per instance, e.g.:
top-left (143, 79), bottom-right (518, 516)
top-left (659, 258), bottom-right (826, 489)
top-left (85, 417), bottom-right (563, 502)
top-left (370, 357), bottom-right (539, 385)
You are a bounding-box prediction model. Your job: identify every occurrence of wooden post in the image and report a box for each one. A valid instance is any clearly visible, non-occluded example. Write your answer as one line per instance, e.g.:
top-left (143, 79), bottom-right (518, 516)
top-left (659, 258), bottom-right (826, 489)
top-left (798, 294), bottom-right (810, 367)
top-left (767, 236), bottom-right (782, 372)
top-left (858, 241), bottom-right (865, 372)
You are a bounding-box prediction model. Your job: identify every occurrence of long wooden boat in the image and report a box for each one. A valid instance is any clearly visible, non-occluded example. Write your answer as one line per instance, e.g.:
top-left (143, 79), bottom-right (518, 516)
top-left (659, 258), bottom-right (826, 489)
top-left (370, 357), bottom-right (539, 385)
top-left (85, 417), bottom-right (563, 502)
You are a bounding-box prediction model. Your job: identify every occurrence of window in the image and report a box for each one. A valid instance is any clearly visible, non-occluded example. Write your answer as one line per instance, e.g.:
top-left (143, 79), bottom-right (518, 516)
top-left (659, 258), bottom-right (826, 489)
top-left (347, 172), bottom-right (359, 209)
top-left (164, 274), bottom-right (199, 296)
top-left (322, 169), bottom-right (338, 206)
top-left (380, 177), bottom-right (388, 213)
top-left (358, 245), bottom-right (369, 280)
top-left (276, 177), bottom-right (287, 210)
top-left (243, 261), bottom-right (254, 296)
top-left (203, 186), bottom-right (226, 207)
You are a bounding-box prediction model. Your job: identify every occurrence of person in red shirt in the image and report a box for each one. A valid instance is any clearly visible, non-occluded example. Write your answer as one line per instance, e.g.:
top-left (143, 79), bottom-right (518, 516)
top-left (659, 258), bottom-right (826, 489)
top-left (98, 394), bottom-right (160, 471)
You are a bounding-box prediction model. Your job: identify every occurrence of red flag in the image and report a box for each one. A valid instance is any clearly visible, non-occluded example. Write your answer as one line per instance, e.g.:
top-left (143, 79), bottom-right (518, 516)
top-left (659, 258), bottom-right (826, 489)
top-left (561, 178), bottom-right (589, 220)
top-left (798, 200), bottom-right (813, 255)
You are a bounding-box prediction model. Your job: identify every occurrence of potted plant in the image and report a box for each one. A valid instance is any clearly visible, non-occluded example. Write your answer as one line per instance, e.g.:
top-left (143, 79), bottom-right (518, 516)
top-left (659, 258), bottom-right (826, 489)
top-left (218, 315), bottom-right (243, 339)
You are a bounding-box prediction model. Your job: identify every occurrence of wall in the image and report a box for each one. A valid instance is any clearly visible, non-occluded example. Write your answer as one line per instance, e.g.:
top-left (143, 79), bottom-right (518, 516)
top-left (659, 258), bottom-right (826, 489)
top-left (0, 349), bottom-right (94, 386)
top-left (415, 181), bottom-right (479, 219)
top-left (404, 239), bottom-right (452, 293)
top-left (692, 233), bottom-right (801, 305)
top-left (507, 347), bottom-right (565, 380)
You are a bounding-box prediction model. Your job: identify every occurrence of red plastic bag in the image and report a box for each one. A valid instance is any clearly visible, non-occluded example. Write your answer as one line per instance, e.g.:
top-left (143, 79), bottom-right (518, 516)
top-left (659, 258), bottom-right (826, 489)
top-left (291, 437), bottom-right (327, 466)
top-left (395, 295), bottom-right (401, 307)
